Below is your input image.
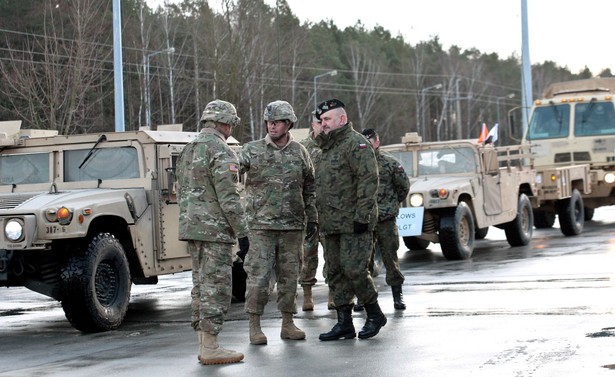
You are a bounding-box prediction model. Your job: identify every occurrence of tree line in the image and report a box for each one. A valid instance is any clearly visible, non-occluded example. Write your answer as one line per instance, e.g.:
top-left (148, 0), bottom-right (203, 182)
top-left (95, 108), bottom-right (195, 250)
top-left (0, 0), bottom-right (611, 145)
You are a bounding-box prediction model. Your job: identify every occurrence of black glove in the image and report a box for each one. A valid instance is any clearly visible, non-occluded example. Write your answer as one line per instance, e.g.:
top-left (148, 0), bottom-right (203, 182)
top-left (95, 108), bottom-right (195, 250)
top-left (353, 221), bottom-right (369, 234)
top-left (306, 222), bottom-right (318, 240)
top-left (237, 236), bottom-right (249, 261)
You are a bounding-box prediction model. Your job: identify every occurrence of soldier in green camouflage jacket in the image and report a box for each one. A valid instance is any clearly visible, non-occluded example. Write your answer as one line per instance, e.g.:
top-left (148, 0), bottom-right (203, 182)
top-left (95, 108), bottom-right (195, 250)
top-left (298, 111), bottom-right (324, 311)
top-left (239, 100), bottom-right (317, 345)
top-left (362, 128), bottom-right (410, 311)
top-left (314, 99), bottom-right (387, 342)
top-left (176, 99), bottom-right (249, 365)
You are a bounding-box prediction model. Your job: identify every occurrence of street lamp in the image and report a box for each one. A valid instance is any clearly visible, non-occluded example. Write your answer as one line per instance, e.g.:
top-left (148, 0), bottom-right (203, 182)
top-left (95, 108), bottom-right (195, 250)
top-left (420, 83), bottom-right (443, 140)
top-left (313, 70), bottom-right (338, 110)
top-left (145, 47), bottom-right (175, 129)
top-left (496, 93), bottom-right (516, 125)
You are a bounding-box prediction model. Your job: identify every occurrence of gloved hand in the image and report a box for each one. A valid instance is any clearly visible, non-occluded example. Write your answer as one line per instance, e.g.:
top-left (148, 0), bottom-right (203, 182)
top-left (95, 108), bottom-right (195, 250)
top-left (353, 221), bottom-right (369, 234)
top-left (306, 222), bottom-right (318, 240)
top-left (237, 236), bottom-right (249, 261)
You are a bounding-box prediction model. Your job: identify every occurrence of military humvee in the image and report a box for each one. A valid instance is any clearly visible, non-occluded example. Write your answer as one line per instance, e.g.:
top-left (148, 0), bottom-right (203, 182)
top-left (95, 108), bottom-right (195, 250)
top-left (0, 122), bottom-right (201, 332)
top-left (382, 133), bottom-right (537, 260)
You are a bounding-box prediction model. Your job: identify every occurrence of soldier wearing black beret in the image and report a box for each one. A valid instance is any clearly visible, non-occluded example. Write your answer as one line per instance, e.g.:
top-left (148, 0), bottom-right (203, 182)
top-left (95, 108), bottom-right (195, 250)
top-left (314, 98), bottom-right (387, 341)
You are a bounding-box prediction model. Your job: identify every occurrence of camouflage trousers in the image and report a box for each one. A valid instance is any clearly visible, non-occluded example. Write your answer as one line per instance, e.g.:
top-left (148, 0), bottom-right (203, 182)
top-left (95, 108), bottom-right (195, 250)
top-left (374, 218), bottom-right (405, 286)
top-left (299, 231), bottom-right (320, 286)
top-left (244, 229), bottom-right (303, 315)
top-left (322, 232), bottom-right (378, 308)
top-left (188, 240), bottom-right (233, 335)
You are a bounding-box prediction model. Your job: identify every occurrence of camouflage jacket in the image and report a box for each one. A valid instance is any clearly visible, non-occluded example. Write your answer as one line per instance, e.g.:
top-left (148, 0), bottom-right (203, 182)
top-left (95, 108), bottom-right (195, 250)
top-left (315, 122), bottom-right (378, 235)
top-left (176, 128), bottom-right (249, 243)
top-left (240, 133), bottom-right (317, 230)
top-left (375, 149), bottom-right (410, 221)
top-left (299, 131), bottom-right (322, 168)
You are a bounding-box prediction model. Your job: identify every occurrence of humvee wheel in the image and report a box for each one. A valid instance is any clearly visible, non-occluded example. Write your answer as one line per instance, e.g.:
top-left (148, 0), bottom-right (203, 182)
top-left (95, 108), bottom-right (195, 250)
top-left (475, 227), bottom-right (489, 240)
top-left (60, 233), bottom-right (131, 332)
top-left (533, 209), bottom-right (556, 228)
top-left (403, 236), bottom-right (430, 251)
top-left (439, 202), bottom-right (475, 260)
top-left (505, 194), bottom-right (533, 246)
top-left (557, 189), bottom-right (584, 236)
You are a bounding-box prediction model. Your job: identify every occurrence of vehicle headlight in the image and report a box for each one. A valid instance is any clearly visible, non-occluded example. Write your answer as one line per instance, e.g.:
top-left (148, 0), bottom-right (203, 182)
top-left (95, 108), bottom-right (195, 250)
top-left (605, 172), bottom-right (615, 184)
top-left (5, 219), bottom-right (24, 242)
top-left (409, 193), bottom-right (424, 207)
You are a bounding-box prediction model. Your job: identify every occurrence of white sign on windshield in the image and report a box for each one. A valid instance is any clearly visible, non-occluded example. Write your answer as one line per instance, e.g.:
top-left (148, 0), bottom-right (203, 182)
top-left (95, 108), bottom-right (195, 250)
top-left (396, 207), bottom-right (424, 236)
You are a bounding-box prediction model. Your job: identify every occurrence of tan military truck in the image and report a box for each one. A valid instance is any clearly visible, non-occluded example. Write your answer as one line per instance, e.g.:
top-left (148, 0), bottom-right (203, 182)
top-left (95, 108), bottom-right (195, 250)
top-left (516, 78), bottom-right (615, 236)
top-left (382, 133), bottom-right (537, 260)
top-left (0, 122), bottom-right (201, 332)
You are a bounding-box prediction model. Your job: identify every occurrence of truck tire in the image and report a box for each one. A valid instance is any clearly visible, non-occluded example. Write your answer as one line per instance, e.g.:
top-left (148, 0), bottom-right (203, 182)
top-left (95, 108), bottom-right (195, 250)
top-left (475, 227), bottom-right (489, 240)
top-left (60, 233), bottom-right (131, 332)
top-left (505, 194), bottom-right (534, 246)
top-left (439, 202), bottom-right (475, 260)
top-left (557, 189), bottom-right (584, 236)
top-left (533, 209), bottom-right (555, 228)
top-left (403, 236), bottom-right (430, 251)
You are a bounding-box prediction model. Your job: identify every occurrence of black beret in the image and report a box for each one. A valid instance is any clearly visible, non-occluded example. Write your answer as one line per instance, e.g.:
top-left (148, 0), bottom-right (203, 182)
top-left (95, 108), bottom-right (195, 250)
top-left (361, 128), bottom-right (377, 139)
top-left (315, 99), bottom-right (345, 120)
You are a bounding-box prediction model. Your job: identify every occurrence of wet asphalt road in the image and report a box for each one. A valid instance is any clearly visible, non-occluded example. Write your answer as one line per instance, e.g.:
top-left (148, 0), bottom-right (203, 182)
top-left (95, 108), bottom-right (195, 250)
top-left (2, 208), bottom-right (615, 376)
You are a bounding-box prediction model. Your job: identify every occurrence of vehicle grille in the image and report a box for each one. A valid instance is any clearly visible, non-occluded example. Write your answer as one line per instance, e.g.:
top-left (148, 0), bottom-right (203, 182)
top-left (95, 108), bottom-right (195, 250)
top-left (0, 193), bottom-right (39, 210)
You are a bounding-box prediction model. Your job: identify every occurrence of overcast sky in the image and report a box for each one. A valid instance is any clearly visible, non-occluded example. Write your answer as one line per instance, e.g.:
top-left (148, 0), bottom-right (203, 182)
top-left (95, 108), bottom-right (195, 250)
top-left (146, 0), bottom-right (615, 75)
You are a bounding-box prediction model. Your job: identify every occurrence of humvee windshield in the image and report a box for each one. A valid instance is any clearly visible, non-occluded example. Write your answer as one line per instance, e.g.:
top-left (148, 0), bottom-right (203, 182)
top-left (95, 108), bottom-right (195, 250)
top-left (388, 150), bottom-right (414, 176)
top-left (65, 147), bottom-right (140, 182)
top-left (418, 147), bottom-right (475, 175)
top-left (0, 153), bottom-right (50, 185)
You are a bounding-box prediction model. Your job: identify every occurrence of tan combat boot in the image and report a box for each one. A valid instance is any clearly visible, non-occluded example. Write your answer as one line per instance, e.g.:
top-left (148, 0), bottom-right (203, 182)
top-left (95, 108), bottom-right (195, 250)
top-left (198, 331), bottom-right (244, 365)
top-left (249, 313), bottom-right (268, 345)
top-left (280, 312), bottom-right (306, 340)
top-left (302, 285), bottom-right (314, 311)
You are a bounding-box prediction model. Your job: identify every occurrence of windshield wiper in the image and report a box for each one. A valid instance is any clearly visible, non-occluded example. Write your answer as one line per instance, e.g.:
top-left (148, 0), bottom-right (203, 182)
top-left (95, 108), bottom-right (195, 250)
top-left (79, 134), bottom-right (107, 169)
top-left (581, 98), bottom-right (596, 123)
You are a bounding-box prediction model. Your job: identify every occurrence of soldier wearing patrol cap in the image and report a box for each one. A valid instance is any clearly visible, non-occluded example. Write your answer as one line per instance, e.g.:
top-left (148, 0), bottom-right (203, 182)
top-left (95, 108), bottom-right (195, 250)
top-left (361, 128), bottom-right (410, 310)
top-left (239, 100), bottom-right (317, 345)
top-left (176, 99), bottom-right (250, 365)
top-left (299, 110), bottom-right (326, 311)
top-left (314, 99), bottom-right (388, 341)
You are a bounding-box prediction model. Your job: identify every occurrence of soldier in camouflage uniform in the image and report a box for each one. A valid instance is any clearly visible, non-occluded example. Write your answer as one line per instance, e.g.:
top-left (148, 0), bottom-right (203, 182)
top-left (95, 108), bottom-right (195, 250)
top-left (361, 128), bottom-right (411, 310)
top-left (314, 99), bottom-right (387, 341)
top-left (239, 100), bottom-right (317, 345)
top-left (176, 99), bottom-right (250, 365)
top-left (298, 111), bottom-right (324, 311)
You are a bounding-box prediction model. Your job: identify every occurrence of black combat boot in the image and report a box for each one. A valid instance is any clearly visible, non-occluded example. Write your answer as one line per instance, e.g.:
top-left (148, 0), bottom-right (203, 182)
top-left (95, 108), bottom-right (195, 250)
top-left (358, 301), bottom-right (387, 339)
top-left (319, 305), bottom-right (356, 341)
top-left (353, 298), bottom-right (364, 312)
top-left (392, 285), bottom-right (406, 310)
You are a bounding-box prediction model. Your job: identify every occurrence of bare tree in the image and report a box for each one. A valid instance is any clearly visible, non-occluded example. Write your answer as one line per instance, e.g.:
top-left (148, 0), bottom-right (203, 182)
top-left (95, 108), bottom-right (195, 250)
top-left (0, 0), bottom-right (112, 134)
top-left (347, 40), bottom-right (386, 131)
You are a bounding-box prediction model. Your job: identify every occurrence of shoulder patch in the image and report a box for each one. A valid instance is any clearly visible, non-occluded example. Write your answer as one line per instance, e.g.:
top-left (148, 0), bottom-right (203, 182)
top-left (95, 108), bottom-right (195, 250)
top-left (397, 164), bottom-right (405, 172)
top-left (359, 143), bottom-right (368, 149)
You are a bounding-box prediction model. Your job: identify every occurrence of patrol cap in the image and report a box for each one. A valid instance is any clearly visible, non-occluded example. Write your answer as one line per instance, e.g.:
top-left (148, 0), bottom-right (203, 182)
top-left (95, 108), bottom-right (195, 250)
top-left (315, 99), bottom-right (345, 120)
top-left (361, 128), bottom-right (378, 140)
top-left (200, 99), bottom-right (241, 127)
top-left (264, 100), bottom-right (297, 123)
